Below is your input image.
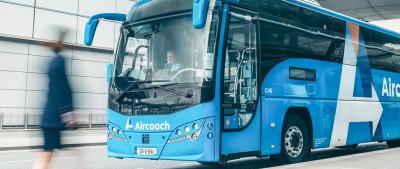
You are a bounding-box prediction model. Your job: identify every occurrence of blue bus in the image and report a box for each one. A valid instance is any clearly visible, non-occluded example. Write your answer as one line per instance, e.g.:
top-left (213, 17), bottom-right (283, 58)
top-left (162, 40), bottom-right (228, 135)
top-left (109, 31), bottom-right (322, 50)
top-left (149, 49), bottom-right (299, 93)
top-left (84, 0), bottom-right (400, 164)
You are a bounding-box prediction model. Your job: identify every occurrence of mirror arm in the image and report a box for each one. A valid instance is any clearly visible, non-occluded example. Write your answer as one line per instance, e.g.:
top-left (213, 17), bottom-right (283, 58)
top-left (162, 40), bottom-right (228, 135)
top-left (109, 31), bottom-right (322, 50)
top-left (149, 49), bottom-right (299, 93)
top-left (88, 13), bottom-right (126, 23)
top-left (84, 13), bottom-right (126, 46)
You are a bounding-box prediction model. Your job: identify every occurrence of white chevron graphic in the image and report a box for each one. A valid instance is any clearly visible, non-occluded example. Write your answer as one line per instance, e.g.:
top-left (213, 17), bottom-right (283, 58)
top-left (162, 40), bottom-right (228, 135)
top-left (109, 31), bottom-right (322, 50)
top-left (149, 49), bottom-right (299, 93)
top-left (329, 26), bottom-right (383, 147)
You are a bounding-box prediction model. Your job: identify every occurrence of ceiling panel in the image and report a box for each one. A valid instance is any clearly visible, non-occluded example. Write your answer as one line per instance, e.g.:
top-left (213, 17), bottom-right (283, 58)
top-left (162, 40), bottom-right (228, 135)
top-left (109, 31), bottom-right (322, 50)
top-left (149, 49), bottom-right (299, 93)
top-left (315, 0), bottom-right (400, 21)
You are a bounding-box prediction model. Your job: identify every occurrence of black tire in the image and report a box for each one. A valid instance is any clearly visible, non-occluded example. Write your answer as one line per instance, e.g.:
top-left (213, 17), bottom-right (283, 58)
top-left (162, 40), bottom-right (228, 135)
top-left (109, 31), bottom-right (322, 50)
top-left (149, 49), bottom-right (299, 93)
top-left (270, 114), bottom-right (311, 164)
top-left (387, 139), bottom-right (400, 148)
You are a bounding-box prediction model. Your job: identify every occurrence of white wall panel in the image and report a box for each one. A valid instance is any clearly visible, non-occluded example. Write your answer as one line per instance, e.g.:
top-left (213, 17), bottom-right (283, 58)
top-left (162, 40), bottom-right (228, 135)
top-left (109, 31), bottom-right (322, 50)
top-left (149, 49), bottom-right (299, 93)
top-left (28, 55), bottom-right (72, 75)
top-left (73, 93), bottom-right (107, 109)
top-left (71, 76), bottom-right (107, 93)
top-left (36, 0), bottom-right (79, 14)
top-left (78, 0), bottom-right (116, 16)
top-left (0, 3), bottom-right (34, 37)
top-left (0, 52), bottom-right (28, 72)
top-left (77, 17), bottom-right (115, 48)
top-left (4, 0), bottom-right (34, 6)
top-left (71, 60), bottom-right (107, 78)
top-left (0, 90), bottom-right (26, 108)
top-left (26, 73), bottom-right (48, 91)
top-left (72, 49), bottom-right (111, 63)
top-left (27, 55), bottom-right (52, 73)
top-left (0, 40), bottom-right (29, 54)
top-left (34, 9), bottom-right (77, 43)
top-left (116, 0), bottom-right (134, 13)
top-left (0, 108), bottom-right (26, 114)
top-left (29, 44), bottom-right (72, 58)
top-left (0, 71), bottom-right (27, 90)
top-left (25, 91), bottom-right (47, 108)
top-left (25, 108), bottom-right (44, 114)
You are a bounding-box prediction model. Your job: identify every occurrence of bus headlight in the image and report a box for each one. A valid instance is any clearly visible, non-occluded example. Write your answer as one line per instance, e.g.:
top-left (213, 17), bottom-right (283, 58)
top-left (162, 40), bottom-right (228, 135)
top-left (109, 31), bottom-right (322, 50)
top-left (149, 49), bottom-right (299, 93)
top-left (112, 127), bottom-right (116, 132)
top-left (176, 129), bottom-right (182, 136)
top-left (167, 119), bottom-right (206, 144)
top-left (184, 126), bottom-right (190, 133)
top-left (193, 123), bottom-right (199, 130)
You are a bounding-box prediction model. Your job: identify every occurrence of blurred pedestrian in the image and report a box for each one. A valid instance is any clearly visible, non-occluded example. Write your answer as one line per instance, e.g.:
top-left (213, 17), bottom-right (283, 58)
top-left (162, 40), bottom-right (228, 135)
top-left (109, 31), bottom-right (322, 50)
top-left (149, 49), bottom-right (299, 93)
top-left (33, 28), bottom-right (76, 169)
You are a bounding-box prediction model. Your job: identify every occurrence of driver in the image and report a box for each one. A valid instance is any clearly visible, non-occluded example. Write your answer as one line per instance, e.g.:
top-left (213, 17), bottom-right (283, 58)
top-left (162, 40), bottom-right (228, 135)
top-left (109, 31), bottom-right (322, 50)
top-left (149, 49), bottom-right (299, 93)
top-left (164, 50), bottom-right (183, 72)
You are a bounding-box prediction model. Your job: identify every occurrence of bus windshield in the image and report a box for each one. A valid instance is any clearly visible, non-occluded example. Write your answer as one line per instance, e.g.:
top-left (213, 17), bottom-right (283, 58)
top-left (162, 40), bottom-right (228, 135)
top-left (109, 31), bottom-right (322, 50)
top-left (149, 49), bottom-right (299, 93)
top-left (109, 14), bottom-right (217, 116)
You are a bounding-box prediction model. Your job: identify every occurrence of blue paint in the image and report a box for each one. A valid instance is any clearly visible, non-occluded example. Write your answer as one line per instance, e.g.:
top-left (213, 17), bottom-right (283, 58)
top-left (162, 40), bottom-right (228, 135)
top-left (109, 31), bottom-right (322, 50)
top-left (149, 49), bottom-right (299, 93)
top-left (193, 0), bottom-right (209, 29)
top-left (222, 100), bottom-right (261, 154)
top-left (346, 122), bottom-right (373, 145)
top-left (84, 19), bottom-right (99, 46)
top-left (134, 0), bottom-right (152, 7)
top-left (353, 27), bottom-right (372, 98)
top-left (106, 63), bottom-right (113, 85)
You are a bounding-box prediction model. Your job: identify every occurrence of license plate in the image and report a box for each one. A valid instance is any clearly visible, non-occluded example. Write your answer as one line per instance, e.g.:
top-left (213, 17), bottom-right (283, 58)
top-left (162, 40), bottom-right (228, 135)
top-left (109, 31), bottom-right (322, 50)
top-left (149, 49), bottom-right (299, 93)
top-left (136, 148), bottom-right (157, 156)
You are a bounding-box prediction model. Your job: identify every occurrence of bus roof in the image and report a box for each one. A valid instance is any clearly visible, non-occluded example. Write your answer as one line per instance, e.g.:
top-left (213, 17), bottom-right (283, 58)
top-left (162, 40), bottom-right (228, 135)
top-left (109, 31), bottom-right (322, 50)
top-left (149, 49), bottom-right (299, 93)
top-left (131, 0), bottom-right (400, 39)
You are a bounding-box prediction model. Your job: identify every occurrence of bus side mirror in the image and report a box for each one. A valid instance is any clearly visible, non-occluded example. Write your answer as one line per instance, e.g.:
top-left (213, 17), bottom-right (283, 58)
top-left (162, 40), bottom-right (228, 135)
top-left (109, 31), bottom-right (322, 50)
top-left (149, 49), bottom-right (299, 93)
top-left (107, 63), bottom-right (114, 84)
top-left (84, 13), bottom-right (126, 46)
top-left (193, 0), bottom-right (209, 29)
top-left (84, 19), bottom-right (100, 46)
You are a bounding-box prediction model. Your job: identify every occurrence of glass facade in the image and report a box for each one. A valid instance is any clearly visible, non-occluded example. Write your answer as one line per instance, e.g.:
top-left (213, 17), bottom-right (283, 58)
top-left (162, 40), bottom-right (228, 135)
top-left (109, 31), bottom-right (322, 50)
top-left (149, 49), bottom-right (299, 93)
top-left (0, 0), bottom-right (134, 118)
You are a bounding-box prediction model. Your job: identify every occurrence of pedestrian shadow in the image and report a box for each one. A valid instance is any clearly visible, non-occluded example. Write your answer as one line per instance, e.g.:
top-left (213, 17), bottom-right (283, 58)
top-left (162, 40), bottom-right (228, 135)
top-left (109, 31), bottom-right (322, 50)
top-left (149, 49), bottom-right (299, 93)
top-left (167, 143), bottom-right (389, 169)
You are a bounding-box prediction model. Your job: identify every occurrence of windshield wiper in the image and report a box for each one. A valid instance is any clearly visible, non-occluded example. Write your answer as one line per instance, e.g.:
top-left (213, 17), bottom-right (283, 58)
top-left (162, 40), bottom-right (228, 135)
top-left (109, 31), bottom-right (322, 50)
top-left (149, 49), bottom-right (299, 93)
top-left (152, 85), bottom-right (193, 98)
top-left (114, 79), bottom-right (172, 101)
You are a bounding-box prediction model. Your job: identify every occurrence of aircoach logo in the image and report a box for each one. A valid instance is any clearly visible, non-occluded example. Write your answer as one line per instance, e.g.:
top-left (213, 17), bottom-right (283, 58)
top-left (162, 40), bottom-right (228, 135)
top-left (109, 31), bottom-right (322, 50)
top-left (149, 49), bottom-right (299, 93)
top-left (125, 118), bottom-right (170, 131)
top-left (382, 77), bottom-right (400, 97)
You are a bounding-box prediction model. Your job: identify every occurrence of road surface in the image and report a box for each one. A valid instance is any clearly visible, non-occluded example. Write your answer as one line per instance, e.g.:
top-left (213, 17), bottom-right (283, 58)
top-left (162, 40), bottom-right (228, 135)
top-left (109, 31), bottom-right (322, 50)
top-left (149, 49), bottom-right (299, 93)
top-left (0, 142), bottom-right (398, 169)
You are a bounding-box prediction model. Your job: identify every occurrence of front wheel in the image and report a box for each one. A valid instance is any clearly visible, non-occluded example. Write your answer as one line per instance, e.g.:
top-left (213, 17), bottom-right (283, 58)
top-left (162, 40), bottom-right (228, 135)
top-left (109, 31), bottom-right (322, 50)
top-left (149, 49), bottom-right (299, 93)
top-left (271, 114), bottom-right (310, 164)
top-left (387, 139), bottom-right (400, 148)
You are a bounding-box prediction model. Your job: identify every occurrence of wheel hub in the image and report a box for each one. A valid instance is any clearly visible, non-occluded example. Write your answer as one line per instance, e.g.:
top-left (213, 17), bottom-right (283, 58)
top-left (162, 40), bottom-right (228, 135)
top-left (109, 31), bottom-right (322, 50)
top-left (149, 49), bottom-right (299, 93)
top-left (284, 126), bottom-right (304, 158)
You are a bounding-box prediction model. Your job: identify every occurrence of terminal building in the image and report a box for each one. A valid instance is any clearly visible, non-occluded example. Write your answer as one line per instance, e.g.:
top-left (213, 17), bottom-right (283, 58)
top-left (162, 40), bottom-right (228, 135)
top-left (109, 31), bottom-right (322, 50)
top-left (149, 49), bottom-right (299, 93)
top-left (0, 0), bottom-right (134, 126)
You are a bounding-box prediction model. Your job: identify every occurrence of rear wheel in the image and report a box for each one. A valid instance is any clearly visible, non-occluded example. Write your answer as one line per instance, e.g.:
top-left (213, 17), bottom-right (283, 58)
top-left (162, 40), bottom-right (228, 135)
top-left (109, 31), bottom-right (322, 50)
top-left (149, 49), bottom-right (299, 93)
top-left (271, 114), bottom-right (310, 164)
top-left (387, 139), bottom-right (400, 148)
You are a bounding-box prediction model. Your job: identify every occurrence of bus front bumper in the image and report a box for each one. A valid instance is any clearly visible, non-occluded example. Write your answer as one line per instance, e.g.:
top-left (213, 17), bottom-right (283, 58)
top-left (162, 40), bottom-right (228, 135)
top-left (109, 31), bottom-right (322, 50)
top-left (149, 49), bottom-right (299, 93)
top-left (107, 117), bottom-right (216, 162)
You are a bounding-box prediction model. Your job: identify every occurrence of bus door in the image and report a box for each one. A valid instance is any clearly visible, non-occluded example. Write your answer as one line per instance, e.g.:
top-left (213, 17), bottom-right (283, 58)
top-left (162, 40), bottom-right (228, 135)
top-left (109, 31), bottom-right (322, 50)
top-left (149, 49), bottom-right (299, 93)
top-left (221, 7), bottom-right (261, 156)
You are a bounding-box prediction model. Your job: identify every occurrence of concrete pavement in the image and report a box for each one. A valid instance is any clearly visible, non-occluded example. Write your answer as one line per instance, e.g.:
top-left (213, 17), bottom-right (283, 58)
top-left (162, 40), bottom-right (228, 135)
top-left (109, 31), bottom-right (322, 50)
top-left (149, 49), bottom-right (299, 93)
top-left (0, 129), bottom-right (106, 151)
top-left (0, 143), bottom-right (398, 169)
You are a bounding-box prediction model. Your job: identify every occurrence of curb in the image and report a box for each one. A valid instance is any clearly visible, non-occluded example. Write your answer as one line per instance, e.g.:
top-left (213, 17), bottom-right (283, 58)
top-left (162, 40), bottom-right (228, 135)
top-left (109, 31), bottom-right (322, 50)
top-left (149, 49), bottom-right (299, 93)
top-left (0, 142), bottom-right (106, 151)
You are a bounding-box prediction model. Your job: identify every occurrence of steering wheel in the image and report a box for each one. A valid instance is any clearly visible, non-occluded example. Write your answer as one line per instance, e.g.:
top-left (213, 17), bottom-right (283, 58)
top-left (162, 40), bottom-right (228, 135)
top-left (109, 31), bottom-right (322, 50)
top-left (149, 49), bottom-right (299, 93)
top-left (170, 68), bottom-right (209, 81)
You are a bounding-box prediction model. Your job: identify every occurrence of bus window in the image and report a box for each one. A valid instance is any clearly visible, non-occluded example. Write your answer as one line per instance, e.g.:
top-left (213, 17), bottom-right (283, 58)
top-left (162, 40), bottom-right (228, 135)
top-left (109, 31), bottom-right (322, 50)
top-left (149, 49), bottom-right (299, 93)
top-left (222, 10), bottom-right (258, 130)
